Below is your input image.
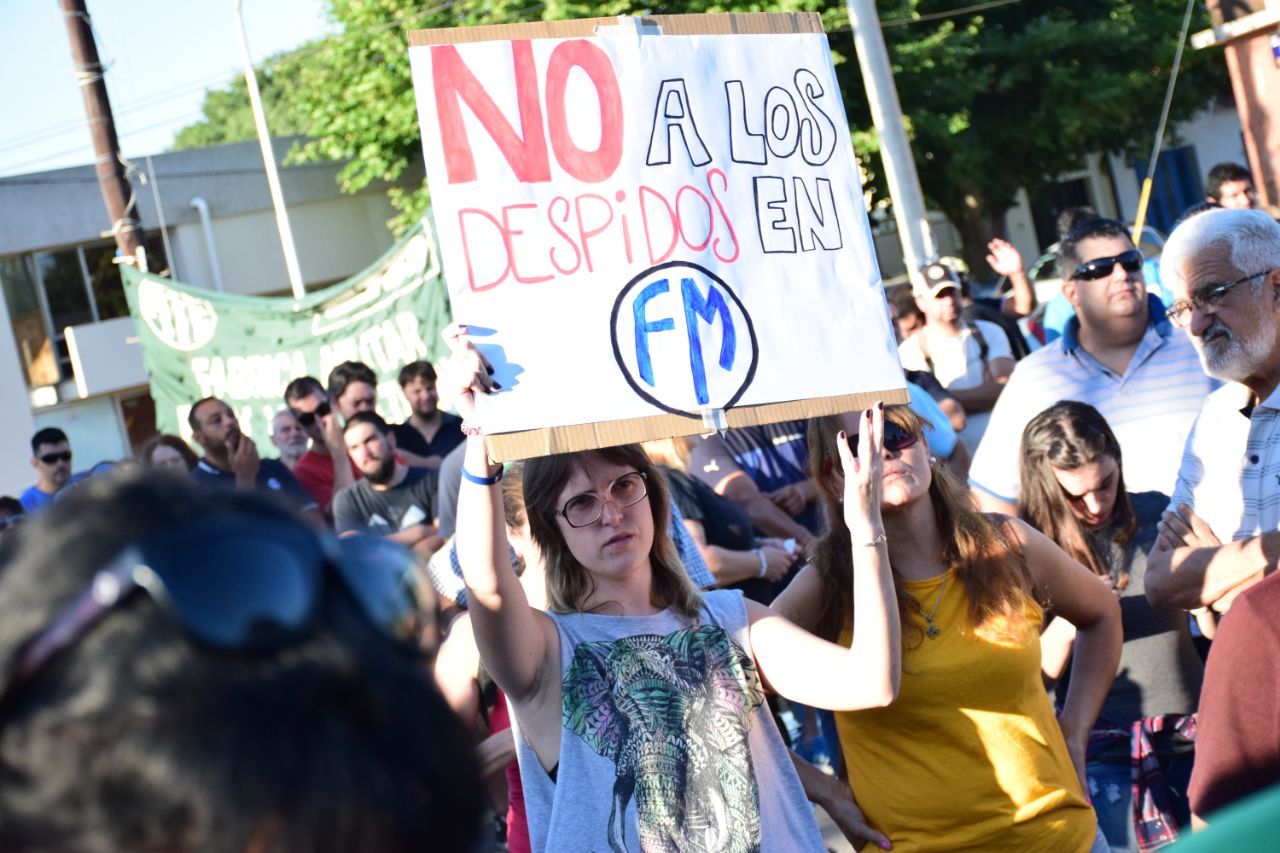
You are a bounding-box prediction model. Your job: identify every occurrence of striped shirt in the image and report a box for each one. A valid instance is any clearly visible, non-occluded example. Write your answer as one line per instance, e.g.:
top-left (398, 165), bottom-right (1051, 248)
top-left (1168, 383), bottom-right (1280, 542)
top-left (969, 297), bottom-right (1215, 503)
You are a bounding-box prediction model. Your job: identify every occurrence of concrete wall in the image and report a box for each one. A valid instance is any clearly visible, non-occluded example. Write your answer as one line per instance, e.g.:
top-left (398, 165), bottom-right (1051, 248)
top-left (0, 292), bottom-right (38, 497)
top-left (0, 140), bottom-right (421, 493)
top-left (172, 191), bottom-right (402, 295)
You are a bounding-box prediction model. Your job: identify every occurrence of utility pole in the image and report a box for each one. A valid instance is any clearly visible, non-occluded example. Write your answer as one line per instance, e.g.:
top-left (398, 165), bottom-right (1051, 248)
top-left (233, 0), bottom-right (307, 300)
top-left (845, 0), bottom-right (934, 275)
top-left (59, 0), bottom-right (144, 263)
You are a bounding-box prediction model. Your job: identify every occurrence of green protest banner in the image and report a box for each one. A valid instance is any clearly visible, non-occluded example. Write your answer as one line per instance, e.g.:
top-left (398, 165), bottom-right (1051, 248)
top-left (123, 219), bottom-right (452, 446)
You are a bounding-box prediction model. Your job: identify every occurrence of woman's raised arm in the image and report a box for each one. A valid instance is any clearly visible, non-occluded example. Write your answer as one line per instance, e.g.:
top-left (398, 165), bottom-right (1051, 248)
top-left (445, 324), bottom-right (555, 706)
top-left (751, 406), bottom-right (901, 711)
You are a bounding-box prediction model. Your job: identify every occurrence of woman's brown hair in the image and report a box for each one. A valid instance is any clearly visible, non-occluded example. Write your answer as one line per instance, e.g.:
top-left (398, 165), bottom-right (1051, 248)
top-left (139, 434), bottom-right (199, 471)
top-left (808, 407), bottom-right (1037, 648)
top-left (523, 445), bottom-right (702, 618)
top-left (1018, 400), bottom-right (1135, 577)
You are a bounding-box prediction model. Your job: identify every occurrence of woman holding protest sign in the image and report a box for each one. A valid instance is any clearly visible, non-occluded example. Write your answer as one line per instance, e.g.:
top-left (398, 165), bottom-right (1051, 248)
top-left (772, 406), bottom-right (1122, 852)
top-left (444, 322), bottom-right (900, 852)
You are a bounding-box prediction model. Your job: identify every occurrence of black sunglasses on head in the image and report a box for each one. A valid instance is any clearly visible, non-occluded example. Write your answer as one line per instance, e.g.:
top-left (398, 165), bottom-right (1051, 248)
top-left (39, 451), bottom-right (71, 465)
top-left (0, 518), bottom-right (437, 709)
top-left (294, 400), bottom-right (332, 427)
top-left (847, 421), bottom-right (919, 458)
top-left (1070, 249), bottom-right (1143, 282)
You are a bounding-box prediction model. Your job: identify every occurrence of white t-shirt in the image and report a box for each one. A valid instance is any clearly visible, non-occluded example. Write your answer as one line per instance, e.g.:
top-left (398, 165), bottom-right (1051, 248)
top-left (899, 319), bottom-right (1011, 448)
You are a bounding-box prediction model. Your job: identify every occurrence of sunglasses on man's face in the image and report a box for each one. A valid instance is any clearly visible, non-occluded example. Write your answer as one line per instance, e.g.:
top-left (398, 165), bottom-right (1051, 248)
top-left (39, 451), bottom-right (72, 465)
top-left (847, 421), bottom-right (919, 458)
top-left (1070, 249), bottom-right (1143, 282)
top-left (293, 400), bottom-right (331, 428)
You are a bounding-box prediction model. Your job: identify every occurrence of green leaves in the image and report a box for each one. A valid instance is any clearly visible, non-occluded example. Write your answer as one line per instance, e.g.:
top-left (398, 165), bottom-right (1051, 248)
top-left (173, 0), bottom-right (1227, 248)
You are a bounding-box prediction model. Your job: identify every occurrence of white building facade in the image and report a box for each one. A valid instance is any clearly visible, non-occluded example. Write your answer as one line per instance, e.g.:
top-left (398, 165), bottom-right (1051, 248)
top-left (0, 139), bottom-right (417, 496)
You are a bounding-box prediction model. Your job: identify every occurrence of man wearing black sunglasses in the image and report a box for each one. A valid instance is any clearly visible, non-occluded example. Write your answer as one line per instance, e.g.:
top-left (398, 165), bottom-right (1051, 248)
top-left (970, 218), bottom-right (1213, 516)
top-left (284, 376), bottom-right (360, 520)
top-left (20, 427), bottom-right (80, 514)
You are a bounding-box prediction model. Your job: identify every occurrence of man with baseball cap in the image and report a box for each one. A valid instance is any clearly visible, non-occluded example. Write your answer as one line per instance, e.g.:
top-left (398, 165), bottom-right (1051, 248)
top-left (898, 260), bottom-right (1015, 449)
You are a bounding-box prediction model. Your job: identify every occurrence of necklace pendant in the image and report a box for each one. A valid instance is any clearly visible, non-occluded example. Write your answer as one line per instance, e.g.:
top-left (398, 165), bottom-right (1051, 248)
top-left (925, 623), bottom-right (941, 639)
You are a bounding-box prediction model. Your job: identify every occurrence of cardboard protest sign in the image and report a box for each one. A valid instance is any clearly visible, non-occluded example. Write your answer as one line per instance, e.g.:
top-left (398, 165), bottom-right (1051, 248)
top-left (122, 220), bottom-right (452, 446)
top-left (409, 13), bottom-right (905, 461)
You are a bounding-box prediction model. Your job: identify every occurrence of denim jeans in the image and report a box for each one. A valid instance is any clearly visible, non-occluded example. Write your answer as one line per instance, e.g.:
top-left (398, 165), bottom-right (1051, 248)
top-left (1087, 749), bottom-right (1194, 853)
top-left (1089, 823), bottom-right (1113, 853)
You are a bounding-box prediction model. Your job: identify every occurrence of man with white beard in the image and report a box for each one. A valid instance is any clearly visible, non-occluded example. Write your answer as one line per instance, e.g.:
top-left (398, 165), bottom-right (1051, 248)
top-left (1146, 208), bottom-right (1280, 611)
top-left (1145, 208), bottom-right (1280, 828)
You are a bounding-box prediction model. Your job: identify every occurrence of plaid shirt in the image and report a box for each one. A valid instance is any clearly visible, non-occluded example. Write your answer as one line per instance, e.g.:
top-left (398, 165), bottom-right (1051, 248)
top-left (1087, 714), bottom-right (1198, 851)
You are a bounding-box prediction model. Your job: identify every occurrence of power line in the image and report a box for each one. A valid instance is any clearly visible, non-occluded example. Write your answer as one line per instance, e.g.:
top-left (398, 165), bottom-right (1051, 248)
top-left (1, 0), bottom-right (547, 171)
top-left (0, 109), bottom-right (204, 175)
top-left (0, 1), bottom-right (467, 157)
top-left (827, 0), bottom-right (1024, 34)
top-left (0, 67), bottom-right (242, 154)
top-left (0, 160), bottom-right (342, 186)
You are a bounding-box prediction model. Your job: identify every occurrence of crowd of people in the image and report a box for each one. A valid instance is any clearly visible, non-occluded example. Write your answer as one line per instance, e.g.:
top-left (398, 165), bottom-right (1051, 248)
top-left (0, 163), bottom-right (1278, 852)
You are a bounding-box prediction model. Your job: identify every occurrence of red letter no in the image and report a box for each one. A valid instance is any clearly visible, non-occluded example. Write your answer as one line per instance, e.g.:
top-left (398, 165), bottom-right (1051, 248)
top-left (431, 41), bottom-right (550, 184)
top-left (544, 40), bottom-right (623, 183)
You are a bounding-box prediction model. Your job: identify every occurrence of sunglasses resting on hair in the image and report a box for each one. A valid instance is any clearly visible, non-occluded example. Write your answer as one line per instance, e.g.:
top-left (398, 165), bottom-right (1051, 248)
top-left (1070, 249), bottom-right (1143, 282)
top-left (0, 518), bottom-right (437, 708)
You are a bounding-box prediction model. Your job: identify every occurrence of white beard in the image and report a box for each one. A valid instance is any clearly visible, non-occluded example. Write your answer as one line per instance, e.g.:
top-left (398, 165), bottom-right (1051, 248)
top-left (1196, 320), bottom-right (1277, 382)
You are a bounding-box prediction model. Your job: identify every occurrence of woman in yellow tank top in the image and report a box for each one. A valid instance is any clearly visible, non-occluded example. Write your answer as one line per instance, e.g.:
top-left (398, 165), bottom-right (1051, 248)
top-left (774, 406), bottom-right (1122, 852)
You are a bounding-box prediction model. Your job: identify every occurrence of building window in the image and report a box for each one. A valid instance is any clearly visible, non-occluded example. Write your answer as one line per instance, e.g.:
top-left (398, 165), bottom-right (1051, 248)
top-left (0, 233), bottom-right (169, 388)
top-left (0, 254), bottom-right (59, 387)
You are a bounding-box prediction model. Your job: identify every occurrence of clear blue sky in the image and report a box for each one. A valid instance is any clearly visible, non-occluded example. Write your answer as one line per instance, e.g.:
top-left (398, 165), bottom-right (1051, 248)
top-left (0, 0), bottom-right (335, 177)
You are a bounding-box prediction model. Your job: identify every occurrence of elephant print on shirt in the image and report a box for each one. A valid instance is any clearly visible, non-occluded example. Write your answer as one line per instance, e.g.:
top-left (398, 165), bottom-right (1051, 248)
top-left (562, 623), bottom-right (766, 853)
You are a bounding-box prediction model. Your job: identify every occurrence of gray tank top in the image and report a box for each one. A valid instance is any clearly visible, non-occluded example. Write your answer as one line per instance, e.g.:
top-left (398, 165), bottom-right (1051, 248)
top-left (512, 589), bottom-right (826, 852)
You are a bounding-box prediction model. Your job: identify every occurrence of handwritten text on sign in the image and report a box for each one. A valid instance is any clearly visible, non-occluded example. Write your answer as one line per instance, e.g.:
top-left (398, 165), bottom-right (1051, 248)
top-left (409, 30), bottom-right (901, 433)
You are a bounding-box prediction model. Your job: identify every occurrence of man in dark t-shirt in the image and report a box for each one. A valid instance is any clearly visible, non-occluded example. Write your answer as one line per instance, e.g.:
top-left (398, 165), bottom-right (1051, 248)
top-left (391, 360), bottom-right (464, 466)
top-left (333, 412), bottom-right (441, 558)
top-left (187, 397), bottom-right (318, 519)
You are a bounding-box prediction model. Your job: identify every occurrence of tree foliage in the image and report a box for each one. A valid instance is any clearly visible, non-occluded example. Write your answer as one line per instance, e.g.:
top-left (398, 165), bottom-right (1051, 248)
top-left (174, 0), bottom-right (1228, 265)
top-left (171, 59), bottom-right (312, 151)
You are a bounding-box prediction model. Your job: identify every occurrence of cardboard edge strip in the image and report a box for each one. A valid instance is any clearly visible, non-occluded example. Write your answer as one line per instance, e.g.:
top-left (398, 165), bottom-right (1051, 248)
top-left (483, 387), bottom-right (910, 462)
top-left (408, 11), bottom-right (824, 46)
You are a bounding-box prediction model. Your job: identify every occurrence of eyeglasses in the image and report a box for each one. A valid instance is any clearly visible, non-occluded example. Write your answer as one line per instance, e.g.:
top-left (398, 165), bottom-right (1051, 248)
top-left (1164, 270), bottom-right (1272, 328)
top-left (0, 514), bottom-right (23, 530)
top-left (1070, 249), bottom-right (1144, 282)
top-left (39, 451), bottom-right (72, 465)
top-left (847, 421), bottom-right (919, 458)
top-left (556, 471), bottom-right (648, 528)
top-left (293, 400), bottom-right (331, 427)
top-left (1, 519), bottom-right (437, 707)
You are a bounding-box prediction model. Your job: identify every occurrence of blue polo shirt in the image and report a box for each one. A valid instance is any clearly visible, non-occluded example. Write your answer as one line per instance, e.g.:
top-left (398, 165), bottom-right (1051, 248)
top-left (970, 295), bottom-right (1216, 504)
